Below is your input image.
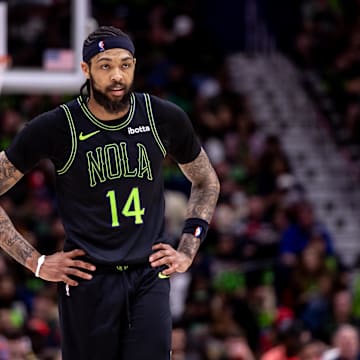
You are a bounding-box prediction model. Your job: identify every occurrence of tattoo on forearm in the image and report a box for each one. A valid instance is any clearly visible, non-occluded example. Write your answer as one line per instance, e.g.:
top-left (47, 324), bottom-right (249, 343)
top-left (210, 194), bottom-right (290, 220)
top-left (15, 241), bottom-right (35, 263)
top-left (0, 151), bottom-right (23, 195)
top-left (4, 234), bottom-right (17, 247)
top-left (0, 207), bottom-right (35, 265)
top-left (187, 186), bottom-right (219, 220)
top-left (178, 234), bottom-right (200, 260)
top-left (180, 149), bottom-right (220, 222)
top-left (0, 156), bottom-right (17, 179)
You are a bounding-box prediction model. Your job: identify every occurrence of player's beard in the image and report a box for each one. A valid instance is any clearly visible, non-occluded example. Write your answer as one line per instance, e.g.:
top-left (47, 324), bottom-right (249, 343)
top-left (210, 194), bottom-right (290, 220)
top-left (89, 75), bottom-right (132, 114)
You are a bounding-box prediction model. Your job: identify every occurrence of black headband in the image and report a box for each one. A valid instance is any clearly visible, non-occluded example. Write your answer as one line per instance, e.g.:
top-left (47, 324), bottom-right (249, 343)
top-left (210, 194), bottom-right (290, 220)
top-left (82, 36), bottom-right (135, 63)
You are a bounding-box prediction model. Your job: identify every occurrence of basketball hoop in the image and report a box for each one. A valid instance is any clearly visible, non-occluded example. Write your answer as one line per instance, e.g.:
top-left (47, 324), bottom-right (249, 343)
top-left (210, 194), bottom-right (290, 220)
top-left (0, 55), bottom-right (10, 95)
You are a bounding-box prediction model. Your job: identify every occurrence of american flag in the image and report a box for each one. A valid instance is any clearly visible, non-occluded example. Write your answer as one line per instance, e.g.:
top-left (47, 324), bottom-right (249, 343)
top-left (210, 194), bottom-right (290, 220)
top-left (43, 49), bottom-right (74, 71)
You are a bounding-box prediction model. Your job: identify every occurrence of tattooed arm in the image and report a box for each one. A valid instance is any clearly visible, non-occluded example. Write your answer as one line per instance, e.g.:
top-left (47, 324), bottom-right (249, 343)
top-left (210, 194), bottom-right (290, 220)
top-left (150, 148), bottom-right (220, 274)
top-left (176, 148), bottom-right (220, 257)
top-left (0, 207), bottom-right (38, 271)
top-left (0, 151), bottom-right (24, 195)
top-left (0, 151), bottom-right (41, 273)
top-left (0, 152), bottom-right (43, 278)
top-left (0, 151), bottom-right (95, 285)
top-left (179, 148), bottom-right (220, 223)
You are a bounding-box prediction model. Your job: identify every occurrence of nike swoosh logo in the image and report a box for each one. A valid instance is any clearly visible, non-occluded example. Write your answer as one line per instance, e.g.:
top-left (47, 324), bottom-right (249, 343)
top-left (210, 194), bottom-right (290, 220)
top-left (79, 130), bottom-right (100, 141)
top-left (158, 272), bottom-right (170, 279)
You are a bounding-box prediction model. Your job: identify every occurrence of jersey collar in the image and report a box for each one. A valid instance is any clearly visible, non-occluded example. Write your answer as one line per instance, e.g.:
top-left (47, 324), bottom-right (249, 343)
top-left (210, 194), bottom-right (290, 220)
top-left (77, 93), bottom-right (136, 131)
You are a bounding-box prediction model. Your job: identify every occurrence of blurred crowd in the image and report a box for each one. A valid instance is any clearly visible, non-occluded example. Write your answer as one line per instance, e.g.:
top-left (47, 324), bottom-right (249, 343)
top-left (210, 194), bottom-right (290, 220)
top-left (0, 0), bottom-right (360, 359)
top-left (268, 0), bottom-right (360, 176)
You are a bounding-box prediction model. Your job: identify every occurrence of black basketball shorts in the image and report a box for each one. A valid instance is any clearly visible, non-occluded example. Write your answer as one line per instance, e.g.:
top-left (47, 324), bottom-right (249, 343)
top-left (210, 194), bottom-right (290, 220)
top-left (58, 264), bottom-right (172, 360)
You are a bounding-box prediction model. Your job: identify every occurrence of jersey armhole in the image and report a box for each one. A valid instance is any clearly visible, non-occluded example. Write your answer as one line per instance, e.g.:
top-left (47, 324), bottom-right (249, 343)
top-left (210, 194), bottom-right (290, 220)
top-left (143, 93), bottom-right (167, 158)
top-left (57, 104), bottom-right (78, 175)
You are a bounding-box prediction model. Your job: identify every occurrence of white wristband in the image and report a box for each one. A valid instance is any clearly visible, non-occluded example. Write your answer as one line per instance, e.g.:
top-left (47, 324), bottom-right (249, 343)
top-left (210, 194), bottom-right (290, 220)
top-left (35, 255), bottom-right (45, 278)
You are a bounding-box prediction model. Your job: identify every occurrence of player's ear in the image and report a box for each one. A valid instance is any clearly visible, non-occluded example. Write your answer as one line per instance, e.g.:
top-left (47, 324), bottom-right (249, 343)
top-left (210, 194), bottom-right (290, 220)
top-left (81, 61), bottom-right (90, 79)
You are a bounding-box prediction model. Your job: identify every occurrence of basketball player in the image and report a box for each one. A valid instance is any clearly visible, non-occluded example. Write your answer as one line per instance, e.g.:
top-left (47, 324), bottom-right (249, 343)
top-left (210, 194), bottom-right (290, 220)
top-left (0, 26), bottom-right (220, 359)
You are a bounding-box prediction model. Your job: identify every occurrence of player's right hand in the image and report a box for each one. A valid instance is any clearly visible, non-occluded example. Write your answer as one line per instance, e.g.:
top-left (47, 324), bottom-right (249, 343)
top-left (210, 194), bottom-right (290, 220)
top-left (36, 249), bottom-right (96, 286)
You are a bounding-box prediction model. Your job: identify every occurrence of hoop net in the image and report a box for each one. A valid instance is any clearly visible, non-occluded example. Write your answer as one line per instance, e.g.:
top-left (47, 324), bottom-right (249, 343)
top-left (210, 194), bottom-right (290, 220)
top-left (0, 55), bottom-right (10, 95)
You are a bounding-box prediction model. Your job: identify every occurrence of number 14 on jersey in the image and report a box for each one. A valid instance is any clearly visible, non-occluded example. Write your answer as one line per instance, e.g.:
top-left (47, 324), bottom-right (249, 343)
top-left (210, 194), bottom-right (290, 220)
top-left (106, 187), bottom-right (145, 227)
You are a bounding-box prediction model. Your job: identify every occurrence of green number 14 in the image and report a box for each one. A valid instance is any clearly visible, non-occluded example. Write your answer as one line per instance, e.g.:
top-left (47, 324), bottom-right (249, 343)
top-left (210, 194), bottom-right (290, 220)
top-left (106, 187), bottom-right (145, 227)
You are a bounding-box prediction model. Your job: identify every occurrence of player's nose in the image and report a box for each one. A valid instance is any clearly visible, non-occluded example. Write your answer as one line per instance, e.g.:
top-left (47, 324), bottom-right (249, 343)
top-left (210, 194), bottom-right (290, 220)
top-left (110, 68), bottom-right (124, 82)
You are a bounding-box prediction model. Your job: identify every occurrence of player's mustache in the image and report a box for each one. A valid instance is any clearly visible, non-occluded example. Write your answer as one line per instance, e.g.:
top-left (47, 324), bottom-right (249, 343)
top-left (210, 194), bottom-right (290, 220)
top-left (107, 83), bottom-right (127, 90)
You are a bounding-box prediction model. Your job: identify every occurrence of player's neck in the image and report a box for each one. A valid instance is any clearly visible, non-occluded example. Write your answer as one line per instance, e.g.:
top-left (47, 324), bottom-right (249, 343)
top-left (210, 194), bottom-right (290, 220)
top-left (87, 97), bottom-right (130, 121)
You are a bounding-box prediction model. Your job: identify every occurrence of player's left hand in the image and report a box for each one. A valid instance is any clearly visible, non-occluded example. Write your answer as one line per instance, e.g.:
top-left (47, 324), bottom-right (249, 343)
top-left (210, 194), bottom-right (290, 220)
top-left (149, 243), bottom-right (192, 276)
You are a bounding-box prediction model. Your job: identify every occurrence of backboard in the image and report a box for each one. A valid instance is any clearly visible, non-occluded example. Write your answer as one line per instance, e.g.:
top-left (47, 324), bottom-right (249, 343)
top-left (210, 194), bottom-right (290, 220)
top-left (0, 0), bottom-right (91, 94)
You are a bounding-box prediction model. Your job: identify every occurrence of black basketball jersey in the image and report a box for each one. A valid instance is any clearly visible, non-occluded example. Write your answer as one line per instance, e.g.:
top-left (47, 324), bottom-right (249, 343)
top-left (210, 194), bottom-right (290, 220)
top-left (6, 92), bottom-right (201, 264)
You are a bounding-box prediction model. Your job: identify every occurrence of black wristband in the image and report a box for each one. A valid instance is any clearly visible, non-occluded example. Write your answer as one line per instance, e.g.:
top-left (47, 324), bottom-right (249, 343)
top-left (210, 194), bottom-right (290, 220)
top-left (182, 218), bottom-right (209, 243)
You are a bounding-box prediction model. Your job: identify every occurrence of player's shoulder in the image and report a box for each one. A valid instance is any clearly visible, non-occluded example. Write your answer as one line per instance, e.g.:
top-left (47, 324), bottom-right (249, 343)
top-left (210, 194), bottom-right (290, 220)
top-left (134, 92), bottom-right (189, 128)
top-left (148, 93), bottom-right (184, 113)
top-left (134, 92), bottom-right (184, 113)
top-left (25, 103), bottom-right (68, 131)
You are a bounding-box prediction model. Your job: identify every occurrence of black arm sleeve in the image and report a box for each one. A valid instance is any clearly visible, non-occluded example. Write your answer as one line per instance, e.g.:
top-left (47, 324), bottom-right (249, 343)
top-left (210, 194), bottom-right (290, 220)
top-left (150, 95), bottom-right (201, 164)
top-left (5, 107), bottom-right (71, 173)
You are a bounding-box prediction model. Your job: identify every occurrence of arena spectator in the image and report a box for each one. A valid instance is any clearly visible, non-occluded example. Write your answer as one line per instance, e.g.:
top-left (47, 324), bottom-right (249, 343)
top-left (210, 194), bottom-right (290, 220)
top-left (298, 339), bottom-right (327, 360)
top-left (279, 201), bottom-right (335, 267)
top-left (322, 324), bottom-right (360, 360)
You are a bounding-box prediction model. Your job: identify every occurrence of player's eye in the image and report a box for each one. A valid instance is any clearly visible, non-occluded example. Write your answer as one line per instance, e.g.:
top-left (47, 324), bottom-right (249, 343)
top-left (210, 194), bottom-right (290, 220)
top-left (122, 63), bottom-right (131, 69)
top-left (101, 64), bottom-right (110, 70)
